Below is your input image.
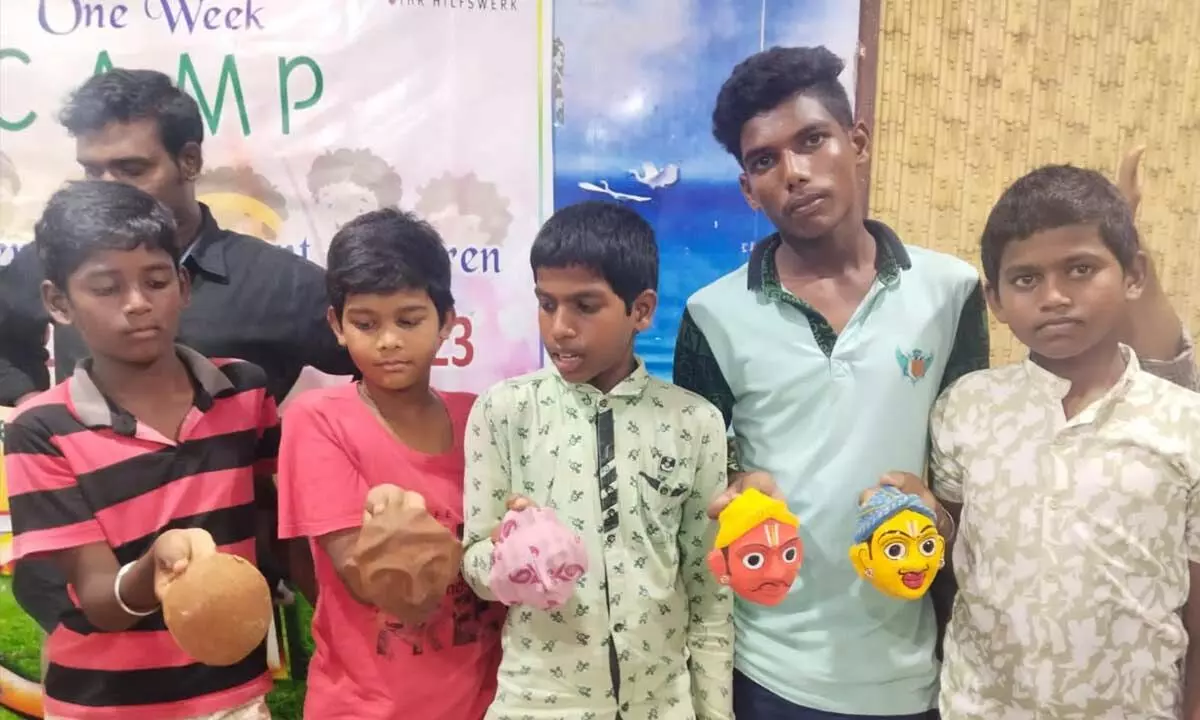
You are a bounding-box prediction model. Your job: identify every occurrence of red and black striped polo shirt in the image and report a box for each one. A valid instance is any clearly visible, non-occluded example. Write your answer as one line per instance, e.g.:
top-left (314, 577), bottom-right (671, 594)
top-left (3, 345), bottom-right (279, 720)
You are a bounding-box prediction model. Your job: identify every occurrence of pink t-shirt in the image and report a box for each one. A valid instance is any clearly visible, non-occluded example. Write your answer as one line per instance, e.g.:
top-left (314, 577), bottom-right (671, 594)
top-left (277, 384), bottom-right (505, 720)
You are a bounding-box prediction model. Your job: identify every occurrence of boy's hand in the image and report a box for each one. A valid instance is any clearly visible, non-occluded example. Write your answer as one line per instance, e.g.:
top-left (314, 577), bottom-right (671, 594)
top-left (706, 471), bottom-right (783, 519)
top-left (152, 528), bottom-right (218, 601)
top-left (363, 484), bottom-right (416, 525)
top-left (863, 471), bottom-right (939, 513)
top-left (490, 495), bottom-right (535, 542)
top-left (1117, 144), bottom-right (1145, 215)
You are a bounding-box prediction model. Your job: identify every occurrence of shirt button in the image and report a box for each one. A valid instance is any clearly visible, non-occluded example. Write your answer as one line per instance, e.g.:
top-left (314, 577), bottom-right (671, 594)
top-left (614, 623), bottom-right (625, 632)
top-left (600, 399), bottom-right (609, 408)
top-left (1047, 499), bottom-right (1060, 511)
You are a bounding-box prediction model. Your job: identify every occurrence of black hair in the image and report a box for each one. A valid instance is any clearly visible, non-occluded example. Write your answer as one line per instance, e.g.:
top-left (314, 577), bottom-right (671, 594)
top-left (59, 69), bottom-right (204, 158)
top-left (980, 164), bottom-right (1139, 286)
top-left (35, 180), bottom-right (179, 290)
top-left (530, 201), bottom-right (658, 311)
top-left (712, 46), bottom-right (854, 162)
top-left (325, 208), bottom-right (454, 319)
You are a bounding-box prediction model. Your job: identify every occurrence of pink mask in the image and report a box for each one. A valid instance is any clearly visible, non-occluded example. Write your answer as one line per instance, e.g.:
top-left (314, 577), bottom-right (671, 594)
top-left (489, 507), bottom-right (588, 610)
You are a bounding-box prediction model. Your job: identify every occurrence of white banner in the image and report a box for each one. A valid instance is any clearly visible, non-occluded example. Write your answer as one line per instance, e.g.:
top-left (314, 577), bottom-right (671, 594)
top-left (0, 0), bottom-right (549, 394)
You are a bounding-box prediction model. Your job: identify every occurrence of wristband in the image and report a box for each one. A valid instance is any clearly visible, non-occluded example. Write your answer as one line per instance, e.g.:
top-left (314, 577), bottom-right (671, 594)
top-left (114, 561), bottom-right (159, 617)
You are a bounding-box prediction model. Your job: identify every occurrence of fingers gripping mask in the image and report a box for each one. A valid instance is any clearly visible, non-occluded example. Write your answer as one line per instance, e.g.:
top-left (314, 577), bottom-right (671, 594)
top-left (706, 488), bottom-right (803, 605)
top-left (489, 507), bottom-right (588, 610)
top-left (849, 486), bottom-right (946, 600)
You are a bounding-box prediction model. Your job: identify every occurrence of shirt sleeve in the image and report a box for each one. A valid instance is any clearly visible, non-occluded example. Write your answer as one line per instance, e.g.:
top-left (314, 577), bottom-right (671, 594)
top-left (929, 387), bottom-right (967, 505)
top-left (461, 390), bottom-right (512, 602)
top-left (680, 402), bottom-right (734, 720)
top-left (276, 396), bottom-right (365, 540)
top-left (4, 412), bottom-right (105, 560)
top-left (939, 280), bottom-right (991, 393)
top-left (674, 307), bottom-right (743, 474)
top-left (1185, 440), bottom-right (1200, 563)
top-left (1140, 329), bottom-right (1198, 392)
top-left (255, 390), bottom-right (281, 478)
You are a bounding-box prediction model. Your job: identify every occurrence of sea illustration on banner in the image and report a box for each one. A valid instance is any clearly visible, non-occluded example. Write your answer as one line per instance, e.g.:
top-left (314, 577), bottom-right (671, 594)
top-left (551, 0), bottom-right (861, 379)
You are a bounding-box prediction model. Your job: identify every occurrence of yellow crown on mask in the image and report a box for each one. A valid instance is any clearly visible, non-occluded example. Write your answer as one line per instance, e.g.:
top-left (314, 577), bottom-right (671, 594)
top-left (714, 488), bottom-right (799, 549)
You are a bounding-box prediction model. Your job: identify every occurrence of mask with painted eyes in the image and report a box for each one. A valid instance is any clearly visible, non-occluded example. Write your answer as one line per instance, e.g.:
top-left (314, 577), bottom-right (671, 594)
top-left (706, 489), bottom-right (803, 605)
top-left (489, 507), bottom-right (589, 610)
top-left (849, 486), bottom-right (945, 600)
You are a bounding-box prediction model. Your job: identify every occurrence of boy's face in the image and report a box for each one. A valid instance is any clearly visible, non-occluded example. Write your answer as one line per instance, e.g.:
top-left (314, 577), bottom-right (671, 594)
top-left (535, 266), bottom-right (655, 392)
top-left (76, 120), bottom-right (199, 244)
top-left (42, 246), bottom-right (189, 366)
top-left (986, 224), bottom-right (1146, 361)
top-left (737, 93), bottom-right (869, 242)
top-left (329, 288), bottom-right (453, 392)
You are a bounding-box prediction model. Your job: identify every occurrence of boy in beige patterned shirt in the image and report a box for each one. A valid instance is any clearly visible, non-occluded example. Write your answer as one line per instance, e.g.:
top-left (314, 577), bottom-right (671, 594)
top-left (929, 165), bottom-right (1200, 719)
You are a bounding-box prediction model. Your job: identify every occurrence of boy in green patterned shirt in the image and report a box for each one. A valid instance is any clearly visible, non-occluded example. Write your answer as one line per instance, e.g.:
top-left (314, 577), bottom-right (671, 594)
top-left (461, 201), bottom-right (734, 720)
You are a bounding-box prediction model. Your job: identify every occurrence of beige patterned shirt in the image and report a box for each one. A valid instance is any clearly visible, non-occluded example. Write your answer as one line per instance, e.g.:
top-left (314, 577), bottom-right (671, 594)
top-left (931, 347), bottom-right (1200, 719)
top-left (462, 362), bottom-right (734, 720)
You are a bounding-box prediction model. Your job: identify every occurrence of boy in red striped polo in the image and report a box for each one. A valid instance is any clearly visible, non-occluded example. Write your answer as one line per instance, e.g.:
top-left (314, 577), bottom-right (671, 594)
top-left (3, 181), bottom-right (277, 720)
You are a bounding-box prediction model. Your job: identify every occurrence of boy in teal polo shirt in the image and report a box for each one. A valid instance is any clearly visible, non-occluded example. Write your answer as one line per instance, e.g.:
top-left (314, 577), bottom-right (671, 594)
top-left (676, 45), bottom-right (1197, 720)
top-left (674, 45), bottom-right (980, 720)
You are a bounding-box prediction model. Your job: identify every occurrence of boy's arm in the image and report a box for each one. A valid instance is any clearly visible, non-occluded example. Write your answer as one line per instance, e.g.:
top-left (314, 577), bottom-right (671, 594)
top-left (1139, 331), bottom-right (1197, 392)
top-left (276, 397), bottom-right (370, 604)
top-left (1185, 563), bottom-right (1200, 720)
top-left (4, 416), bottom-right (157, 631)
top-left (925, 282), bottom-right (985, 652)
top-left (1183, 453), bottom-right (1200, 719)
top-left (680, 404), bottom-right (734, 720)
top-left (461, 393), bottom-right (511, 601)
top-left (927, 387), bottom-right (966, 655)
top-left (1115, 144), bottom-right (1196, 388)
top-left (251, 391), bottom-right (317, 603)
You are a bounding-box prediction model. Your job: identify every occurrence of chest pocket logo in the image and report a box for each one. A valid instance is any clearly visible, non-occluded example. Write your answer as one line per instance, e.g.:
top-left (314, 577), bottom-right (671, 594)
top-left (639, 463), bottom-right (688, 498)
top-left (896, 347), bottom-right (934, 384)
top-left (637, 456), bottom-right (690, 547)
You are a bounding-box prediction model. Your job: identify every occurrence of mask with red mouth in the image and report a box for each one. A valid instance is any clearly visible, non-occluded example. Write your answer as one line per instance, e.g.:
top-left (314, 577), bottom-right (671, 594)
top-left (706, 489), bottom-right (803, 605)
top-left (848, 486), bottom-right (945, 601)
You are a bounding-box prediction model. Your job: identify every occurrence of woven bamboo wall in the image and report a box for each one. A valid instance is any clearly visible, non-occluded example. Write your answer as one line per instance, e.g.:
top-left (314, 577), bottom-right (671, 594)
top-left (869, 0), bottom-right (1200, 364)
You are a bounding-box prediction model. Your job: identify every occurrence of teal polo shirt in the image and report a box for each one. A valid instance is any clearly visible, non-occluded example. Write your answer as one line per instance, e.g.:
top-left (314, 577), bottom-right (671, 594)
top-left (674, 220), bottom-right (988, 716)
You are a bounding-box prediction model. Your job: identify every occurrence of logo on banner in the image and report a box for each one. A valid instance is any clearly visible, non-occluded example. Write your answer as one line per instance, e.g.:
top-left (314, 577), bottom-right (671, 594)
top-left (389, 0), bottom-right (521, 11)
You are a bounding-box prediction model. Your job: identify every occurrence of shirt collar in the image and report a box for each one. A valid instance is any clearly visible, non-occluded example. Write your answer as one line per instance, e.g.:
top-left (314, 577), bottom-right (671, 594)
top-left (68, 345), bottom-right (234, 436)
top-left (747, 219), bottom-right (912, 293)
top-left (552, 356), bottom-right (651, 400)
top-left (1021, 344), bottom-right (1141, 414)
top-left (180, 204), bottom-right (229, 281)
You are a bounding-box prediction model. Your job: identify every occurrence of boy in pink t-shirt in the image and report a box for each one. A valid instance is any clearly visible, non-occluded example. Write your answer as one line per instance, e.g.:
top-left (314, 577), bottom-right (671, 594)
top-left (276, 209), bottom-right (505, 720)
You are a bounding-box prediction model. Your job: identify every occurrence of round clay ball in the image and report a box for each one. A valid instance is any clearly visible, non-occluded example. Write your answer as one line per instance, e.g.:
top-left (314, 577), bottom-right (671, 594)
top-left (162, 553), bottom-right (273, 666)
